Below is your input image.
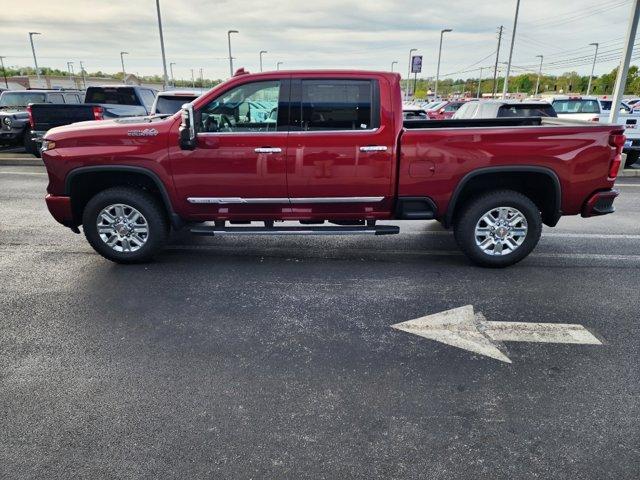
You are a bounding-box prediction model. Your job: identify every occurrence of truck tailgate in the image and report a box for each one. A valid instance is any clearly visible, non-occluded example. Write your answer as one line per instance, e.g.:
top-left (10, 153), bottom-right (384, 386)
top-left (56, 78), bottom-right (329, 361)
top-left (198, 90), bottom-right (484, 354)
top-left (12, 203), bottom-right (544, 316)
top-left (29, 103), bottom-right (97, 131)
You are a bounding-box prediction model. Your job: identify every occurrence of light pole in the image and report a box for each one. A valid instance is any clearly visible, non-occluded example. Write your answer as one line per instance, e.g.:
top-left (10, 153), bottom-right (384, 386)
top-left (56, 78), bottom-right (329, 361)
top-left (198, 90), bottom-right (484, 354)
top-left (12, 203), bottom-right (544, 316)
top-left (391, 61), bottom-right (398, 72)
top-left (502, 0), bottom-right (521, 99)
top-left (155, 0), bottom-right (169, 89)
top-left (199, 67), bottom-right (204, 87)
top-left (227, 29), bottom-right (239, 76)
top-left (259, 50), bottom-right (267, 72)
top-left (587, 43), bottom-right (599, 95)
top-left (79, 61), bottom-right (87, 88)
top-left (534, 55), bottom-right (543, 96)
top-left (477, 66), bottom-right (484, 98)
top-left (276, 62), bottom-right (283, 70)
top-left (190, 68), bottom-right (195, 87)
top-left (29, 32), bottom-right (42, 81)
top-left (120, 51), bottom-right (129, 83)
top-left (405, 48), bottom-right (417, 101)
top-left (67, 61), bottom-right (75, 87)
top-left (0, 56), bottom-right (8, 88)
top-left (169, 62), bottom-right (176, 87)
top-left (434, 28), bottom-right (452, 98)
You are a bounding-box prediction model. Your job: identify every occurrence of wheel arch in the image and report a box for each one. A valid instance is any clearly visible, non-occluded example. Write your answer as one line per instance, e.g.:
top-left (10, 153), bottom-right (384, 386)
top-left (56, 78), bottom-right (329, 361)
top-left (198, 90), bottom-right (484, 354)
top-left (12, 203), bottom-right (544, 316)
top-left (65, 165), bottom-right (184, 229)
top-left (444, 166), bottom-right (562, 228)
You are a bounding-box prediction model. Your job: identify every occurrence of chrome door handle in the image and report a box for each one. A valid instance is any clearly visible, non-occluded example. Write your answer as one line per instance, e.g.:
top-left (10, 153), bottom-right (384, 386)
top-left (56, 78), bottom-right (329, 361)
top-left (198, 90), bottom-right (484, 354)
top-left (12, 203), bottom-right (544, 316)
top-left (254, 147), bottom-right (282, 153)
top-left (359, 146), bottom-right (388, 152)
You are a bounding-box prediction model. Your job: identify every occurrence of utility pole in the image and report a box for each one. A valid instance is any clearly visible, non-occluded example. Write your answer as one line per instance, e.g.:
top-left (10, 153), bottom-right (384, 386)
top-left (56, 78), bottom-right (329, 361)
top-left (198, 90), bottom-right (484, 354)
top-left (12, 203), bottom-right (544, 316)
top-left (391, 60), bottom-right (398, 72)
top-left (405, 48), bottom-right (417, 101)
top-left (259, 50), bottom-right (267, 72)
top-left (169, 62), bottom-right (176, 87)
top-left (587, 43), bottom-right (599, 95)
top-left (29, 32), bottom-right (42, 81)
top-left (608, 0), bottom-right (640, 124)
top-left (155, 0), bottom-right (169, 89)
top-left (190, 68), bottom-right (195, 87)
top-left (534, 55), bottom-right (543, 96)
top-left (227, 30), bottom-right (239, 76)
top-left (276, 61), bottom-right (283, 70)
top-left (502, 0), bottom-right (521, 99)
top-left (67, 61), bottom-right (75, 87)
top-left (477, 66), bottom-right (483, 98)
top-left (79, 61), bottom-right (87, 89)
top-left (435, 28), bottom-right (452, 98)
top-left (0, 56), bottom-right (9, 88)
top-left (492, 26), bottom-right (503, 97)
top-left (199, 67), bottom-right (204, 87)
top-left (120, 51), bottom-right (129, 83)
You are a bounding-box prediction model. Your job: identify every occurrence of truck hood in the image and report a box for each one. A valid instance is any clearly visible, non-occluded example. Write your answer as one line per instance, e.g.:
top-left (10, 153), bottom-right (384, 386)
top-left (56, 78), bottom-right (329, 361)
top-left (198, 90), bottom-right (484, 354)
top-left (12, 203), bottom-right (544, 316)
top-left (44, 115), bottom-right (175, 142)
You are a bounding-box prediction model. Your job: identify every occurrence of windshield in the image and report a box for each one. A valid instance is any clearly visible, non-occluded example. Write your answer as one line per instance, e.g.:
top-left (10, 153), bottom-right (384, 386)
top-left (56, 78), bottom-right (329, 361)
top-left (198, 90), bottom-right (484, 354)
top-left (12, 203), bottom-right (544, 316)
top-left (0, 92), bottom-right (46, 107)
top-left (154, 96), bottom-right (197, 115)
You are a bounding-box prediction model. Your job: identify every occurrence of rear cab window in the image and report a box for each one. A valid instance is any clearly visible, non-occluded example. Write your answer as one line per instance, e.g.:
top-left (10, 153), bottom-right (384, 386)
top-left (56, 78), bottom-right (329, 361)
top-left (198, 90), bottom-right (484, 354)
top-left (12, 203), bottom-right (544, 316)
top-left (552, 99), bottom-right (600, 114)
top-left (85, 87), bottom-right (140, 105)
top-left (294, 79), bottom-right (379, 131)
top-left (497, 104), bottom-right (557, 117)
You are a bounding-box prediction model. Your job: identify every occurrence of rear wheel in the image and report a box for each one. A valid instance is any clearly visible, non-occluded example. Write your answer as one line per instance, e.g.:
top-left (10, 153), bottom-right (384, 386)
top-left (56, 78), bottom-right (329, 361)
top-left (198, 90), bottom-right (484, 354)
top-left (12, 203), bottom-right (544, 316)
top-left (82, 187), bottom-right (169, 263)
top-left (454, 190), bottom-right (542, 268)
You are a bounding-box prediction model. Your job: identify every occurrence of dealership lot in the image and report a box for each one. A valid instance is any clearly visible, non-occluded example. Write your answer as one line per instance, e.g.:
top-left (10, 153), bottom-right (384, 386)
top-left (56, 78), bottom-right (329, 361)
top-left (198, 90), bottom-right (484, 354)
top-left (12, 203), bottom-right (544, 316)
top-left (1, 166), bottom-right (639, 479)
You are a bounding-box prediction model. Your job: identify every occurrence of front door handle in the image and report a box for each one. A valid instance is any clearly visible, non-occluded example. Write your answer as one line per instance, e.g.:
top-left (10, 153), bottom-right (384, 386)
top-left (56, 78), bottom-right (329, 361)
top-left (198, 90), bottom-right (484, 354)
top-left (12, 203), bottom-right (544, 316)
top-left (255, 147), bottom-right (282, 153)
top-left (360, 146), bottom-right (388, 152)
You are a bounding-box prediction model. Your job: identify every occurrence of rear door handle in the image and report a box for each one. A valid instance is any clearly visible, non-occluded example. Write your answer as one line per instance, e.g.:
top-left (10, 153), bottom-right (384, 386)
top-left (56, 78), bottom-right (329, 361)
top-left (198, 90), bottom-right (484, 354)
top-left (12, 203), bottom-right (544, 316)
top-left (360, 146), bottom-right (388, 152)
top-left (254, 147), bottom-right (282, 153)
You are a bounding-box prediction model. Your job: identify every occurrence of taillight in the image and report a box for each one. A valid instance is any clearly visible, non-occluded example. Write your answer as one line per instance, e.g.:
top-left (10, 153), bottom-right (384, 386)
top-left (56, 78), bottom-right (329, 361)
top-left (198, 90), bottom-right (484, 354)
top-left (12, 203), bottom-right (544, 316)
top-left (27, 105), bottom-right (35, 129)
top-left (608, 132), bottom-right (626, 180)
top-left (92, 106), bottom-right (104, 121)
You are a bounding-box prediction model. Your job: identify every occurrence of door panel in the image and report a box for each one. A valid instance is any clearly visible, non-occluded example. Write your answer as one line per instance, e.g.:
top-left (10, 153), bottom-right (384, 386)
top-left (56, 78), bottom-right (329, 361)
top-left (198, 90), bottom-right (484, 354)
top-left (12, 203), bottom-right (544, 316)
top-left (170, 79), bottom-right (290, 218)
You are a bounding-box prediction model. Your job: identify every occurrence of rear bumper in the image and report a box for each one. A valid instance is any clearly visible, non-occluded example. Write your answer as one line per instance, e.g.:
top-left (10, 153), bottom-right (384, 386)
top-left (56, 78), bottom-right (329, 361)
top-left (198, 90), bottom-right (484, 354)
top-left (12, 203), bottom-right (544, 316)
top-left (581, 189), bottom-right (619, 217)
top-left (45, 194), bottom-right (76, 227)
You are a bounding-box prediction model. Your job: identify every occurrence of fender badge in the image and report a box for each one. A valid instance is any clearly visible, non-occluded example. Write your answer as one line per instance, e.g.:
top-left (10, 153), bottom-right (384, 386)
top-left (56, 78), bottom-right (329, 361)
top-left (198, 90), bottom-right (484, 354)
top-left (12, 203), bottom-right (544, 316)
top-left (127, 128), bottom-right (159, 137)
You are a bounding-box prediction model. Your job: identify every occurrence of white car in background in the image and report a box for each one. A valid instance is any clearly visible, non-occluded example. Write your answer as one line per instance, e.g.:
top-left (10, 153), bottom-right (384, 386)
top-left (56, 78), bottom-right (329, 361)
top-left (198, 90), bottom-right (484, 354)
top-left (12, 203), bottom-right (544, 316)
top-left (551, 96), bottom-right (640, 167)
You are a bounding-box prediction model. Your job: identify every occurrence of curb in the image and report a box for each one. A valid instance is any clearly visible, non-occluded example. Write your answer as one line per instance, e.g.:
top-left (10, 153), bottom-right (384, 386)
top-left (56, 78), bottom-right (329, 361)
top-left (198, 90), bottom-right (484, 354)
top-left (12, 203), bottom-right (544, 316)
top-left (0, 158), bottom-right (44, 167)
top-left (620, 168), bottom-right (640, 177)
top-left (0, 153), bottom-right (36, 159)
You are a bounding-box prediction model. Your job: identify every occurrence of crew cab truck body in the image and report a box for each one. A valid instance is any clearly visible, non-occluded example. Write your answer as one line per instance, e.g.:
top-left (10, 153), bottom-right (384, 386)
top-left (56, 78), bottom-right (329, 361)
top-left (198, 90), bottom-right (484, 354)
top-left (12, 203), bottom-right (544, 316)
top-left (41, 70), bottom-right (624, 267)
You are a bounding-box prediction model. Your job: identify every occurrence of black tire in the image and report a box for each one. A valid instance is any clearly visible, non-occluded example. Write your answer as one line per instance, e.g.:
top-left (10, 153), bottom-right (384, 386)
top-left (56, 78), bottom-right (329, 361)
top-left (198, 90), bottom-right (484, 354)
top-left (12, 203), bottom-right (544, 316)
top-left (22, 129), bottom-right (37, 156)
top-left (625, 151), bottom-right (639, 168)
top-left (82, 187), bottom-right (169, 264)
top-left (453, 190), bottom-right (542, 268)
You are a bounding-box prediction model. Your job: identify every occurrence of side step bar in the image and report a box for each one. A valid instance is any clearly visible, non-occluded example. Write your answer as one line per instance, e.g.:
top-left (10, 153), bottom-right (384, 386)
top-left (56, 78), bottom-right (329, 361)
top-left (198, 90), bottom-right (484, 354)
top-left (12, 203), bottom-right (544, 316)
top-left (190, 225), bottom-right (400, 236)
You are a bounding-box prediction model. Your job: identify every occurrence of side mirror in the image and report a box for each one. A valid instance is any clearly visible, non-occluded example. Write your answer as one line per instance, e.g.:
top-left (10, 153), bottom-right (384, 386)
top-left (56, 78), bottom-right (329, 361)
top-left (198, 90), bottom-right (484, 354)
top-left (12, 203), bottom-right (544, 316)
top-left (179, 103), bottom-right (197, 150)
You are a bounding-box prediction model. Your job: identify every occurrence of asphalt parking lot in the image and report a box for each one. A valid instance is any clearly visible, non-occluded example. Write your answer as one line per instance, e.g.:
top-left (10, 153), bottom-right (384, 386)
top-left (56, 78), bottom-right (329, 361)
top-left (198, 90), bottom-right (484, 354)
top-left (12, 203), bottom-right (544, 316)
top-left (1, 165), bottom-right (639, 479)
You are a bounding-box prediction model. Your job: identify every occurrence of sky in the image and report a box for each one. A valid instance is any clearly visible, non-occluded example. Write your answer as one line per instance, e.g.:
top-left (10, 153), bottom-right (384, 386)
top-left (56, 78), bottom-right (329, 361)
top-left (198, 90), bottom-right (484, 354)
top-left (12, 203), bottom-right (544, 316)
top-left (3, 0), bottom-right (638, 81)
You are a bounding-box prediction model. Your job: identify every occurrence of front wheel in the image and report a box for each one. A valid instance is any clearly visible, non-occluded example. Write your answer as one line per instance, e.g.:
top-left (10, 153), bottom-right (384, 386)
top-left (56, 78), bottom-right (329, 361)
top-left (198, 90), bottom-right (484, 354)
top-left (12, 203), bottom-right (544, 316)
top-left (82, 187), bottom-right (169, 263)
top-left (454, 190), bottom-right (542, 268)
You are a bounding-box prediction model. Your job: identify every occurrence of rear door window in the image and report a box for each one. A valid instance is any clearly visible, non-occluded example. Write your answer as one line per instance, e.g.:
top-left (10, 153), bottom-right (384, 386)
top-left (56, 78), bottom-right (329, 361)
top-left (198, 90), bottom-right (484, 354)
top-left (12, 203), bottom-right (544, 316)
top-left (139, 89), bottom-right (157, 110)
top-left (63, 93), bottom-right (81, 103)
top-left (48, 93), bottom-right (64, 104)
top-left (297, 80), bottom-right (377, 131)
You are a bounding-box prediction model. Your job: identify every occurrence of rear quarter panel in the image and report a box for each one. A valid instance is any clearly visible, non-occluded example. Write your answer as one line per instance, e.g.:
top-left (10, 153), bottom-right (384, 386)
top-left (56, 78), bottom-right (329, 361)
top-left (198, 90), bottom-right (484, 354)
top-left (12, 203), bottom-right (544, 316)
top-left (400, 124), bottom-right (619, 217)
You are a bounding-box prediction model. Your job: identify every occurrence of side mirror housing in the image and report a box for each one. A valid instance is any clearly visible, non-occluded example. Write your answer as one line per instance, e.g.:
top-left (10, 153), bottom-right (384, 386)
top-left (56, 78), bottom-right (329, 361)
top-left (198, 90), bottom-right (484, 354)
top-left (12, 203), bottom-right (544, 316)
top-left (179, 103), bottom-right (197, 150)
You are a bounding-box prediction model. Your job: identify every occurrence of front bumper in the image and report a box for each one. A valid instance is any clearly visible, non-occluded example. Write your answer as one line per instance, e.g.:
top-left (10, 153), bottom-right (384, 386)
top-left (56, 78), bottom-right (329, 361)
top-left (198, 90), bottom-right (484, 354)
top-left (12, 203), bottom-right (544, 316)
top-left (581, 189), bottom-right (619, 217)
top-left (45, 194), bottom-right (76, 227)
top-left (0, 129), bottom-right (22, 143)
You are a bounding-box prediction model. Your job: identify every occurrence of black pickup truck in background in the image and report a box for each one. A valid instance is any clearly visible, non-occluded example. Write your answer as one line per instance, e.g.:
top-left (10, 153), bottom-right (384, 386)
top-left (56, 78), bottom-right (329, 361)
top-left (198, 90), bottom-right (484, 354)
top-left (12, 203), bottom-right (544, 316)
top-left (29, 85), bottom-right (158, 152)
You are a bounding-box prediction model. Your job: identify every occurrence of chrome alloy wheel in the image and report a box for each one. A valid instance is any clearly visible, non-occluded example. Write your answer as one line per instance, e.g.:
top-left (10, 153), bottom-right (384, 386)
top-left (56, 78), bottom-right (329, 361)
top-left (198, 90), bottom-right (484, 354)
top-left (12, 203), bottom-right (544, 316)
top-left (474, 206), bottom-right (528, 256)
top-left (97, 203), bottom-right (149, 253)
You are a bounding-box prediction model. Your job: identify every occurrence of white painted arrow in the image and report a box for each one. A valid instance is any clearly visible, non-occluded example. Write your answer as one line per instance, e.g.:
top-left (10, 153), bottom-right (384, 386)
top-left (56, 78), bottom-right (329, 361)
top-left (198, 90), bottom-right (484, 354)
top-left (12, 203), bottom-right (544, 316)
top-left (391, 305), bottom-right (602, 363)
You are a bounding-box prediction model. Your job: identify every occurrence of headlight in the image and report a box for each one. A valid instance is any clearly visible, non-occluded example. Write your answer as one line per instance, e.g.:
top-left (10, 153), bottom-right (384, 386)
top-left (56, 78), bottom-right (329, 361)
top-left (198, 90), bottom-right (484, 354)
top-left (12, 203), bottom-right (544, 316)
top-left (2, 117), bottom-right (11, 126)
top-left (41, 140), bottom-right (56, 152)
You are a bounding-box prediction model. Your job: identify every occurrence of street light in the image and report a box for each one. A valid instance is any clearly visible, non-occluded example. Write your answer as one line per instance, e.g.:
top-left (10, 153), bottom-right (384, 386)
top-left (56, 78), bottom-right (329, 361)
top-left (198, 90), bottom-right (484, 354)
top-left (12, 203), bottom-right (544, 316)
top-left (502, 0), bottom-right (521, 99)
top-left (120, 51), bottom-right (129, 83)
top-left (199, 67), bottom-right (204, 87)
top-left (29, 32), bottom-right (41, 81)
top-left (169, 62), bottom-right (176, 87)
top-left (79, 61), bottom-right (87, 89)
top-left (0, 56), bottom-right (8, 88)
top-left (434, 28), bottom-right (452, 98)
top-left (276, 61), bottom-right (283, 71)
top-left (67, 61), bottom-right (75, 86)
top-left (227, 29), bottom-right (239, 76)
top-left (405, 48), bottom-right (417, 101)
top-left (391, 60), bottom-right (398, 72)
top-left (534, 55), bottom-right (543, 96)
top-left (587, 43), bottom-right (599, 95)
top-left (259, 50), bottom-right (267, 72)
top-left (190, 68), bottom-right (195, 88)
top-left (155, 0), bottom-right (169, 89)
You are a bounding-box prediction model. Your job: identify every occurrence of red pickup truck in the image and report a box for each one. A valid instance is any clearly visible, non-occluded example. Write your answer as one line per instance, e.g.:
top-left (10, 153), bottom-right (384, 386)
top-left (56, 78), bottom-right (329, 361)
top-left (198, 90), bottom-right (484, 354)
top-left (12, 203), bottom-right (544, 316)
top-left (41, 69), bottom-right (624, 267)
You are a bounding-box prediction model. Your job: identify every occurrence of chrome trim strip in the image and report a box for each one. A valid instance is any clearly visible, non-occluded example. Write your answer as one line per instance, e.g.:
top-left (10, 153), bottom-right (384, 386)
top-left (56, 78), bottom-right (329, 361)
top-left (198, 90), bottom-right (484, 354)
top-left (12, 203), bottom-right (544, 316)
top-left (254, 147), bottom-right (282, 153)
top-left (359, 146), bottom-right (388, 152)
top-left (289, 196), bottom-right (384, 204)
top-left (187, 196), bottom-right (385, 205)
